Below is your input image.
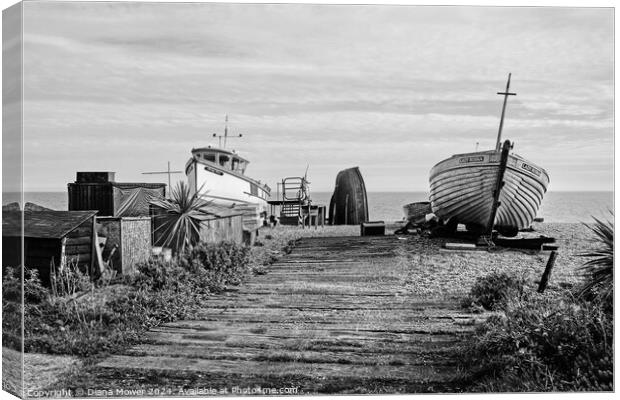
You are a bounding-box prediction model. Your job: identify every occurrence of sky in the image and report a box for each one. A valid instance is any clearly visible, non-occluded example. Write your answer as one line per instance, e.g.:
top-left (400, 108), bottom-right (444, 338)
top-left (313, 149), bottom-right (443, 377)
top-left (3, 2), bottom-right (614, 192)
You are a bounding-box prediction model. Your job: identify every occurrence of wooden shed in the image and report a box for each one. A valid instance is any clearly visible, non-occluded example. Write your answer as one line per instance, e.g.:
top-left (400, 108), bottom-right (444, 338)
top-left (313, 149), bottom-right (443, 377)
top-left (151, 204), bottom-right (244, 247)
top-left (68, 172), bottom-right (165, 217)
top-left (96, 216), bottom-right (151, 275)
top-left (2, 210), bottom-right (97, 285)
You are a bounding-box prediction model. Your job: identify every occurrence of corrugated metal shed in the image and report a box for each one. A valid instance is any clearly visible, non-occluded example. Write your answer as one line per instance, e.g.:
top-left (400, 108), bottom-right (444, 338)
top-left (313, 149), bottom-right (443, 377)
top-left (2, 210), bottom-right (97, 239)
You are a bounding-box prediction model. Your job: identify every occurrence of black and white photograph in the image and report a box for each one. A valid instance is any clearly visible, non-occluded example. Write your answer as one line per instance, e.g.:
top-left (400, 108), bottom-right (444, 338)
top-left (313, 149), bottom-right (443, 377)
top-left (1, 0), bottom-right (615, 397)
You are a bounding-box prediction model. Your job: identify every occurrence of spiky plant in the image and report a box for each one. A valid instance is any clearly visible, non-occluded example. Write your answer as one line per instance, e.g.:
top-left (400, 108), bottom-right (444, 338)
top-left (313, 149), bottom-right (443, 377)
top-left (150, 182), bottom-right (212, 254)
top-left (578, 214), bottom-right (613, 305)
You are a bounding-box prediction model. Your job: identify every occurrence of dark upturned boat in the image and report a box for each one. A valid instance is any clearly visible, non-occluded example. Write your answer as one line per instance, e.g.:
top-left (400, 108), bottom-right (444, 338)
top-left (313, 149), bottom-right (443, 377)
top-left (328, 167), bottom-right (369, 225)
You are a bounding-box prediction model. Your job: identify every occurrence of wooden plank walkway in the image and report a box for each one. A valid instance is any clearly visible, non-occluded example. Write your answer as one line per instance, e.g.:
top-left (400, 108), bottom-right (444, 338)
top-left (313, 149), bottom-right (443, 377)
top-left (96, 235), bottom-right (477, 394)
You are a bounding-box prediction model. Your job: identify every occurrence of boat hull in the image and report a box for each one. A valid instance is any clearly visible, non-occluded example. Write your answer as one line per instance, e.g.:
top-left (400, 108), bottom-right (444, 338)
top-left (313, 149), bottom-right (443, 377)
top-left (186, 159), bottom-right (271, 225)
top-left (328, 167), bottom-right (369, 225)
top-left (429, 150), bottom-right (549, 235)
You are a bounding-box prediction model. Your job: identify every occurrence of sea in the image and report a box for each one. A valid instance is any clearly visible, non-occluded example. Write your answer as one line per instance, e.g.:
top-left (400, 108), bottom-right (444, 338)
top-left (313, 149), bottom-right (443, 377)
top-left (2, 191), bottom-right (614, 224)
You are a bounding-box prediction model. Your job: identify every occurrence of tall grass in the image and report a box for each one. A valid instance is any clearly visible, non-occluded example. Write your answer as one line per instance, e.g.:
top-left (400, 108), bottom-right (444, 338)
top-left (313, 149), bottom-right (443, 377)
top-left (459, 215), bottom-right (615, 392)
top-left (5, 241), bottom-right (251, 357)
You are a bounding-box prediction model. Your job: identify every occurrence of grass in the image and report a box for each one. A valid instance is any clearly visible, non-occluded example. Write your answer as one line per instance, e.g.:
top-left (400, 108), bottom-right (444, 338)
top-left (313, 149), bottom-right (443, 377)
top-left (459, 290), bottom-right (613, 392)
top-left (458, 216), bottom-right (614, 392)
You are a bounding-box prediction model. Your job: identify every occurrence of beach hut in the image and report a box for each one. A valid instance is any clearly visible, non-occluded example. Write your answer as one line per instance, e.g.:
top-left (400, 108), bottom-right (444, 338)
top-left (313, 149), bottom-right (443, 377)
top-left (2, 210), bottom-right (98, 285)
top-left (68, 172), bottom-right (166, 217)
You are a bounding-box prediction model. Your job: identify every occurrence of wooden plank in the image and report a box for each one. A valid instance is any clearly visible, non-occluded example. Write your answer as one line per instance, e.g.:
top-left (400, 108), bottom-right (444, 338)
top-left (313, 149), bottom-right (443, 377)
top-left (94, 224), bottom-right (105, 275)
top-left (444, 243), bottom-right (477, 250)
top-left (64, 244), bottom-right (92, 254)
top-left (64, 236), bottom-right (92, 246)
top-left (98, 355), bottom-right (457, 381)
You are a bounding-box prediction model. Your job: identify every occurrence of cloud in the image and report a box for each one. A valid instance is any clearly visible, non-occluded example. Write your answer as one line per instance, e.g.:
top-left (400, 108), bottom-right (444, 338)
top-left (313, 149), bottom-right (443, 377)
top-left (15, 3), bottom-right (614, 192)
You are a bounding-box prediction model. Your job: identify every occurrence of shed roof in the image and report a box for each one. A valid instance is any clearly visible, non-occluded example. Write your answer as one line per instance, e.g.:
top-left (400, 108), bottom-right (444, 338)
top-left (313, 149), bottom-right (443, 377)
top-left (3, 210), bottom-right (97, 239)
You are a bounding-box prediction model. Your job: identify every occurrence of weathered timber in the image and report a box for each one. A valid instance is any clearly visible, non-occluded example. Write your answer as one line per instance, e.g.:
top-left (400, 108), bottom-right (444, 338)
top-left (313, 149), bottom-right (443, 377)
top-left (537, 250), bottom-right (558, 293)
top-left (95, 234), bottom-right (489, 393)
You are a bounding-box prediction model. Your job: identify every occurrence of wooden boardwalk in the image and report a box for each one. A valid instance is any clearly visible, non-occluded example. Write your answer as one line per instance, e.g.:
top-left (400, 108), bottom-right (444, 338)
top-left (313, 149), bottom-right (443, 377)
top-left (97, 235), bottom-right (478, 394)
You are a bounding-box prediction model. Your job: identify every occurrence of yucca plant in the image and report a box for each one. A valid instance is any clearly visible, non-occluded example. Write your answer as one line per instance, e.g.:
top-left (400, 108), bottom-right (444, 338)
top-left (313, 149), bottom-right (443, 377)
top-left (150, 182), bottom-right (212, 254)
top-left (578, 214), bottom-right (613, 304)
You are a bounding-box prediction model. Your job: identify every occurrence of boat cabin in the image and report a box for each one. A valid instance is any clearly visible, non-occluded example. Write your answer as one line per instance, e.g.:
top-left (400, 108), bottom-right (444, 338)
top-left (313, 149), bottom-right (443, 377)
top-left (191, 147), bottom-right (249, 175)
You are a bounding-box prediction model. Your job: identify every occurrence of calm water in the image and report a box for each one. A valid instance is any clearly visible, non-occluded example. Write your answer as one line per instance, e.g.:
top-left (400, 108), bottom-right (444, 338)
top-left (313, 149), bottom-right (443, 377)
top-left (3, 191), bottom-right (613, 224)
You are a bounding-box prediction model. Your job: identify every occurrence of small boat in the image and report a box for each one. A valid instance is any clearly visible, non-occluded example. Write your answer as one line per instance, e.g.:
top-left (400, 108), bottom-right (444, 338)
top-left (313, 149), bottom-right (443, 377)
top-left (328, 167), bottom-right (368, 225)
top-left (429, 74), bottom-right (550, 236)
top-left (403, 201), bottom-right (432, 224)
top-left (185, 117), bottom-right (271, 223)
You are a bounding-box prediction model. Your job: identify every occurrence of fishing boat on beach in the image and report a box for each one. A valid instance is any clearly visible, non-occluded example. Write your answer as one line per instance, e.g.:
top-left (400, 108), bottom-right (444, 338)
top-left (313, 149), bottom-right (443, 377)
top-left (185, 117), bottom-right (271, 224)
top-left (429, 74), bottom-right (550, 237)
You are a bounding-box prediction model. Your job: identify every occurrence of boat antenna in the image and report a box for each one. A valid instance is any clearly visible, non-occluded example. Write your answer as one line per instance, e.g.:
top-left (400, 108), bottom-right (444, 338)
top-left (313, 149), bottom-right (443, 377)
top-left (213, 115), bottom-right (242, 148)
top-left (495, 73), bottom-right (517, 151)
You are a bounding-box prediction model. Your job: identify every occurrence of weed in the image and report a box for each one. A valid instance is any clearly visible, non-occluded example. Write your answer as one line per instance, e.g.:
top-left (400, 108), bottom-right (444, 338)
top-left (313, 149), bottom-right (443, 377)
top-left (461, 271), bottom-right (527, 311)
top-left (460, 291), bottom-right (613, 392)
top-left (50, 259), bottom-right (92, 298)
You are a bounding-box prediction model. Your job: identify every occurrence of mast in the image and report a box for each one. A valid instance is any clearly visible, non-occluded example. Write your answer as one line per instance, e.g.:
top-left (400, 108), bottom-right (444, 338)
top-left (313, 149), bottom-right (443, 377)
top-left (224, 114), bottom-right (229, 148)
top-left (213, 115), bottom-right (242, 148)
top-left (495, 73), bottom-right (517, 151)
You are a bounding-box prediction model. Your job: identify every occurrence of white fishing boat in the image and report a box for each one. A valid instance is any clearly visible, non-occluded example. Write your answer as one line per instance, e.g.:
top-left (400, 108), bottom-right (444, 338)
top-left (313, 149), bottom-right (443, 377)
top-left (185, 117), bottom-right (271, 225)
top-left (429, 74), bottom-right (550, 236)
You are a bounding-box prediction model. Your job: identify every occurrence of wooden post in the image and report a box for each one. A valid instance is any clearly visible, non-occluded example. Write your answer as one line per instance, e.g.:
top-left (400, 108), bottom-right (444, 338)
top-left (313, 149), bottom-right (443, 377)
top-left (485, 140), bottom-right (511, 237)
top-left (60, 237), bottom-right (67, 272)
top-left (538, 250), bottom-right (558, 293)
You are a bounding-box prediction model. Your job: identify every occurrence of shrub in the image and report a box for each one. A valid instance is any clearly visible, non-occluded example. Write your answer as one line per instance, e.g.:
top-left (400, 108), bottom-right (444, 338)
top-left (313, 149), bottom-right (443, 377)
top-left (6, 240), bottom-right (251, 358)
top-left (179, 241), bottom-right (250, 292)
top-left (577, 215), bottom-right (613, 308)
top-left (24, 297), bottom-right (123, 356)
top-left (461, 271), bottom-right (527, 311)
top-left (461, 292), bottom-right (613, 392)
top-left (130, 257), bottom-right (193, 292)
top-left (150, 182), bottom-right (213, 254)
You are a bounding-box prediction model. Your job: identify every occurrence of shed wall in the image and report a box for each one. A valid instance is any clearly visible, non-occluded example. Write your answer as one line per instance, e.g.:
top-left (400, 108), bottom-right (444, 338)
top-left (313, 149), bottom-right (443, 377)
top-left (120, 218), bottom-right (151, 274)
top-left (200, 215), bottom-right (244, 244)
top-left (68, 183), bottom-right (114, 216)
top-left (1, 237), bottom-right (62, 286)
top-left (97, 217), bottom-right (151, 275)
top-left (64, 218), bottom-right (95, 274)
